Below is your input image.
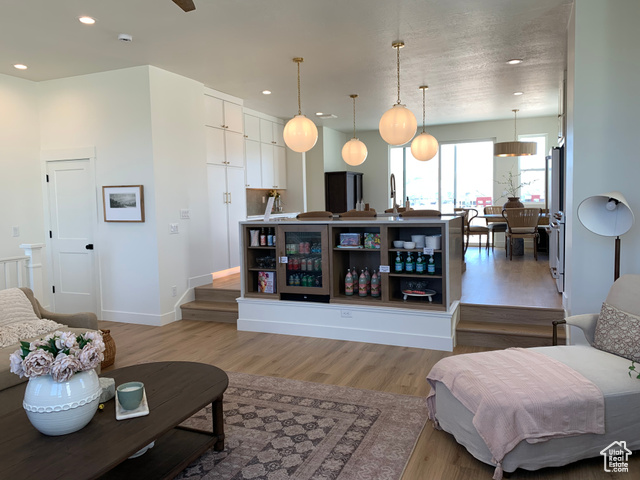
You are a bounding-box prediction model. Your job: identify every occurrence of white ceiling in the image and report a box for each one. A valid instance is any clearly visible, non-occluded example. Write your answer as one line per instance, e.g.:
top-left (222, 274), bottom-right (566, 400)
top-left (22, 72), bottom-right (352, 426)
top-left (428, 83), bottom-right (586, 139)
top-left (1, 0), bottom-right (572, 132)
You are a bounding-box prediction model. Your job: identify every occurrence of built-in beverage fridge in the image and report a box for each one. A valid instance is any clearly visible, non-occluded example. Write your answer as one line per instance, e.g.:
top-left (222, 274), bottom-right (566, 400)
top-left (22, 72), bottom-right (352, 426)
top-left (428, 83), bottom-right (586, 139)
top-left (276, 225), bottom-right (330, 297)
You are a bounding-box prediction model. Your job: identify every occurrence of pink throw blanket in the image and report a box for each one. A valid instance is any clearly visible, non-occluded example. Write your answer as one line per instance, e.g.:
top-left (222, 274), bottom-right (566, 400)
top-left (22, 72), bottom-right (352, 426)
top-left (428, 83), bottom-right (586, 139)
top-left (426, 348), bottom-right (604, 479)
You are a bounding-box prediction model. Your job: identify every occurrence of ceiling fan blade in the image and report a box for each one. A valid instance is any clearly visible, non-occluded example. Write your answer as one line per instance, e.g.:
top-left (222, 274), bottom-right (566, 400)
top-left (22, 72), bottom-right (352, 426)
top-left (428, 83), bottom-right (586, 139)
top-left (172, 0), bottom-right (196, 12)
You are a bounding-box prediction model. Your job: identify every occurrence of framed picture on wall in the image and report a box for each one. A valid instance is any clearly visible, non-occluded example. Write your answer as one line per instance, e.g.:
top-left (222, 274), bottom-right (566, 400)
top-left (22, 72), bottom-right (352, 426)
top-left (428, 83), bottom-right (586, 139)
top-left (102, 185), bottom-right (145, 222)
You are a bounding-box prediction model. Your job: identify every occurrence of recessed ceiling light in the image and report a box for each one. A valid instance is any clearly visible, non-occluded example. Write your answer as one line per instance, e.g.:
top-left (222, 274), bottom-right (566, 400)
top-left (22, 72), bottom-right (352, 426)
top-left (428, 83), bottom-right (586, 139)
top-left (513, 91), bottom-right (524, 96)
top-left (315, 112), bottom-right (323, 116)
top-left (262, 90), bottom-right (272, 95)
top-left (13, 64), bottom-right (27, 70)
top-left (507, 59), bottom-right (523, 65)
top-left (78, 16), bottom-right (96, 25)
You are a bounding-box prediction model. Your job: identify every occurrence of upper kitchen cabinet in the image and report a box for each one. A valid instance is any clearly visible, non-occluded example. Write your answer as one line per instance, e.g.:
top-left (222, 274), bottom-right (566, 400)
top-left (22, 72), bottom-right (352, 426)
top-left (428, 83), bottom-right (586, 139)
top-left (244, 114), bottom-right (261, 142)
top-left (204, 94), bottom-right (244, 134)
top-left (244, 109), bottom-right (287, 189)
top-left (260, 118), bottom-right (285, 147)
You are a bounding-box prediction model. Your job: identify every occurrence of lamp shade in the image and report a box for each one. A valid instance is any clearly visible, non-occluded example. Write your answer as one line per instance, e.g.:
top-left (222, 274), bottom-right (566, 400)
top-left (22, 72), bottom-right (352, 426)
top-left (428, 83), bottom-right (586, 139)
top-left (410, 132), bottom-right (439, 161)
top-left (577, 191), bottom-right (635, 237)
top-left (284, 115), bottom-right (318, 153)
top-left (342, 138), bottom-right (368, 166)
top-left (493, 141), bottom-right (537, 157)
top-left (379, 104), bottom-right (417, 146)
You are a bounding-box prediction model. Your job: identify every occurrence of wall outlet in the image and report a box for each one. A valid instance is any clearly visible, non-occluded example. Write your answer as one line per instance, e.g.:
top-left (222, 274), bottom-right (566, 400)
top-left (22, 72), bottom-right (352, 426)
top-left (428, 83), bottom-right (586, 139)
top-left (11, 226), bottom-right (19, 237)
top-left (340, 310), bottom-right (352, 318)
top-left (169, 223), bottom-right (179, 234)
top-left (171, 285), bottom-right (177, 297)
top-left (180, 209), bottom-right (190, 219)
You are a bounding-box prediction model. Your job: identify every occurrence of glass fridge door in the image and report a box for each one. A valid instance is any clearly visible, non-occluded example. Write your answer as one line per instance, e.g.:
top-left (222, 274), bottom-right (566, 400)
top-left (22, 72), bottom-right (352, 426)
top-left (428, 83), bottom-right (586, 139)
top-left (277, 225), bottom-right (329, 295)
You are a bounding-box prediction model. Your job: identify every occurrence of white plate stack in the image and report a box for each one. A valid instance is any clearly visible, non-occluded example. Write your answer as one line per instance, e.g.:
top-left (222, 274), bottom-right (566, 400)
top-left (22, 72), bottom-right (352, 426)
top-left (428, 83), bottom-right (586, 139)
top-left (411, 235), bottom-right (426, 248)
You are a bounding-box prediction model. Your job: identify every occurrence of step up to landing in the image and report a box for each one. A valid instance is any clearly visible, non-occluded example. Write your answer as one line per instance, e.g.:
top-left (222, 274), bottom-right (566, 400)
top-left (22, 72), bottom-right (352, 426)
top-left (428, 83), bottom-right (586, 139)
top-left (180, 284), bottom-right (240, 323)
top-left (457, 303), bottom-right (566, 348)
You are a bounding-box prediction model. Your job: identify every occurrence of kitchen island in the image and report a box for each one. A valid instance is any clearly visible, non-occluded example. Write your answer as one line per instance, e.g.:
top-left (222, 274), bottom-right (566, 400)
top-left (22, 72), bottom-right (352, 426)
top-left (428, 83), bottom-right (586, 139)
top-left (237, 215), bottom-right (463, 351)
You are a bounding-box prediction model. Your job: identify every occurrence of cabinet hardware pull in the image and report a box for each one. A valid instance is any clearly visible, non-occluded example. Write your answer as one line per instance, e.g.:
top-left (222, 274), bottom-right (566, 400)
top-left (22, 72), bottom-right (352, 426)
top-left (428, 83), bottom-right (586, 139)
top-left (228, 192), bottom-right (232, 203)
top-left (223, 192), bottom-right (227, 204)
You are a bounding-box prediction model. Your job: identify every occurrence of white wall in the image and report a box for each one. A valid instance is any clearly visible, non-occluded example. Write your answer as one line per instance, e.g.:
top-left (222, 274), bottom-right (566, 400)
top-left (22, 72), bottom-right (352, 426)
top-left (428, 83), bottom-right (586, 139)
top-left (38, 66), bottom-right (161, 324)
top-left (354, 116), bottom-right (559, 213)
top-left (149, 67), bottom-right (212, 316)
top-left (565, 0), bottom-right (640, 315)
top-left (0, 75), bottom-right (43, 259)
top-left (305, 128), bottom-right (326, 211)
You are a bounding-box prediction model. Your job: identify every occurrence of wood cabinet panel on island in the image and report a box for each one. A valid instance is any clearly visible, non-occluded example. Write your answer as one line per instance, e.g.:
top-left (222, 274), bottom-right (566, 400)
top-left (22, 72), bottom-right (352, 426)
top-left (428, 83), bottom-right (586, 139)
top-left (237, 216), bottom-right (464, 351)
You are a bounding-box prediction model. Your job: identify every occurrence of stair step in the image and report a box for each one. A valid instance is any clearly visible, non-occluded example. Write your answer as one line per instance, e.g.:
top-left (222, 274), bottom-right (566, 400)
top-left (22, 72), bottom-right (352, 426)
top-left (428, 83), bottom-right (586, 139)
top-left (460, 303), bottom-right (565, 326)
top-left (457, 321), bottom-right (566, 348)
top-left (194, 284), bottom-right (240, 303)
top-left (180, 300), bottom-right (238, 323)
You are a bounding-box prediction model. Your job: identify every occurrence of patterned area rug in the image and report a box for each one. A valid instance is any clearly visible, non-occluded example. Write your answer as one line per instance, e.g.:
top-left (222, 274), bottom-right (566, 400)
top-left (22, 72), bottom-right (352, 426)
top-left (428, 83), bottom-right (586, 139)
top-left (176, 372), bottom-right (428, 480)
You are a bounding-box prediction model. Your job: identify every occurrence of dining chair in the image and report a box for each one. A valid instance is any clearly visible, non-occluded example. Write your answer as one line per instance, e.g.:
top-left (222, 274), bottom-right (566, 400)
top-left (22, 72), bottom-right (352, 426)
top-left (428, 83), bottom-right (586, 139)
top-left (501, 208), bottom-right (541, 260)
top-left (384, 207), bottom-right (411, 213)
top-left (484, 205), bottom-right (507, 250)
top-left (454, 208), bottom-right (489, 252)
top-left (399, 209), bottom-right (441, 217)
top-left (296, 211), bottom-right (334, 219)
top-left (338, 209), bottom-right (377, 218)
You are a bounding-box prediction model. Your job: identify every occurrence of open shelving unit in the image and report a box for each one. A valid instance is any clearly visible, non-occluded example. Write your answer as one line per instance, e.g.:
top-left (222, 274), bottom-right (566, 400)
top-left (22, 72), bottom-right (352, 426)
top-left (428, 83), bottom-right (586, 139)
top-left (242, 229), bottom-right (278, 299)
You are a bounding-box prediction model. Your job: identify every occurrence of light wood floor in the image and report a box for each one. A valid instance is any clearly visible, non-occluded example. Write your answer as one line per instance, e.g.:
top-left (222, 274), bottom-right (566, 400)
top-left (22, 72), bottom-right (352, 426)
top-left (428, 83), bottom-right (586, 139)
top-left (100, 320), bottom-right (633, 479)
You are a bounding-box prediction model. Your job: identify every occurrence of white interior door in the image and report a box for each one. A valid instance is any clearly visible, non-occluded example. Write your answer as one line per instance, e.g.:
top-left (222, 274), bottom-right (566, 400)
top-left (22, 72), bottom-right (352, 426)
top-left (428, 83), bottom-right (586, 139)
top-left (207, 165), bottom-right (230, 272)
top-left (47, 159), bottom-right (97, 314)
top-left (226, 167), bottom-right (247, 268)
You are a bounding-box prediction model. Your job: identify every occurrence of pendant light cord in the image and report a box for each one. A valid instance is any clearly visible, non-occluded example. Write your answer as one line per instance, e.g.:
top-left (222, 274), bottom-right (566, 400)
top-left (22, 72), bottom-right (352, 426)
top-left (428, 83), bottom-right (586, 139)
top-left (297, 61), bottom-right (302, 115)
top-left (422, 87), bottom-right (426, 133)
top-left (513, 109), bottom-right (518, 140)
top-left (353, 96), bottom-right (356, 139)
top-left (396, 44), bottom-right (401, 105)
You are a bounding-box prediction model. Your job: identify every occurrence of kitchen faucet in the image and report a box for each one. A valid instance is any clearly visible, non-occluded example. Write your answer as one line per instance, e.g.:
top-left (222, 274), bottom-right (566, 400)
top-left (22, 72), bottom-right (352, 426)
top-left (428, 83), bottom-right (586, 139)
top-left (390, 174), bottom-right (399, 214)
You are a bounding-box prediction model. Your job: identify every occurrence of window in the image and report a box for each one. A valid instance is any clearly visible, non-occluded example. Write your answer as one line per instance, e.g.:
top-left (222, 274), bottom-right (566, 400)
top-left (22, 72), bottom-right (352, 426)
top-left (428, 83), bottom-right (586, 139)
top-left (518, 135), bottom-right (547, 203)
top-left (390, 140), bottom-right (493, 213)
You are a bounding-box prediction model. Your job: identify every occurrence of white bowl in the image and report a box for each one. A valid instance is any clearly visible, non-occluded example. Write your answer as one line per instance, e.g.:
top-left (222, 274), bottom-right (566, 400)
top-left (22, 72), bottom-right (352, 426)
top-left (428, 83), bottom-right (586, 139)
top-left (393, 240), bottom-right (404, 248)
top-left (403, 241), bottom-right (416, 249)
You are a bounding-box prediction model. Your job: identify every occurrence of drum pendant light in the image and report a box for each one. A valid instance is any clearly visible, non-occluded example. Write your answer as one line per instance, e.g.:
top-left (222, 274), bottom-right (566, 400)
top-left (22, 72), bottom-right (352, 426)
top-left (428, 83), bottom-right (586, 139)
top-left (342, 94), bottom-right (368, 166)
top-left (283, 57), bottom-right (318, 153)
top-left (494, 109), bottom-right (537, 157)
top-left (379, 41), bottom-right (417, 146)
top-left (410, 85), bottom-right (439, 161)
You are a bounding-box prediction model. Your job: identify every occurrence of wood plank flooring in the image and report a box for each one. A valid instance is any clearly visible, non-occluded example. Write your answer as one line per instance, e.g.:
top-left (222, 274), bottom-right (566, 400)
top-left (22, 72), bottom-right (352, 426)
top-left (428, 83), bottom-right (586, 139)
top-left (100, 320), bottom-right (634, 479)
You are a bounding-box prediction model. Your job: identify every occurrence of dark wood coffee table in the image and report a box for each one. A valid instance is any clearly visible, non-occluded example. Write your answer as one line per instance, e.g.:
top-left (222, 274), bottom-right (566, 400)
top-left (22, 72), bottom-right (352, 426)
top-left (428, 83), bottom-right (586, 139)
top-left (0, 361), bottom-right (228, 479)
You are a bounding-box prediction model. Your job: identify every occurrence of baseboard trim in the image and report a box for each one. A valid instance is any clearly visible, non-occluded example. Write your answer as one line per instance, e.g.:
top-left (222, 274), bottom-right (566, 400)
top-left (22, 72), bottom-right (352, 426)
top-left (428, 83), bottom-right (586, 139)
top-left (101, 309), bottom-right (175, 327)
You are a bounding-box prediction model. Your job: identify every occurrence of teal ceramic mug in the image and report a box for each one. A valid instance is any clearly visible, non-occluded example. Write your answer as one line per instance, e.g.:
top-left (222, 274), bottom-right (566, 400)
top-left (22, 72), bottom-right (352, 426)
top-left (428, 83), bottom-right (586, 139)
top-left (117, 382), bottom-right (144, 410)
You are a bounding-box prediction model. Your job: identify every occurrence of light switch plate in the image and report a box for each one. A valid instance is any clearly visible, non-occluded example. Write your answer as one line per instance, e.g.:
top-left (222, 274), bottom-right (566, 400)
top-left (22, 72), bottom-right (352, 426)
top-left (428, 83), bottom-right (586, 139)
top-left (169, 223), bottom-right (179, 234)
top-left (180, 209), bottom-right (190, 219)
top-left (12, 226), bottom-right (19, 237)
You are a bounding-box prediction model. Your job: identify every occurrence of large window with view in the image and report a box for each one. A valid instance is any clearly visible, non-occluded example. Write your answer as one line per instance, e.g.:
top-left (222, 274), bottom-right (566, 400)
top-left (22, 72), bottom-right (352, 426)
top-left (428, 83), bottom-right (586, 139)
top-left (390, 140), bottom-right (494, 213)
top-left (518, 134), bottom-right (547, 204)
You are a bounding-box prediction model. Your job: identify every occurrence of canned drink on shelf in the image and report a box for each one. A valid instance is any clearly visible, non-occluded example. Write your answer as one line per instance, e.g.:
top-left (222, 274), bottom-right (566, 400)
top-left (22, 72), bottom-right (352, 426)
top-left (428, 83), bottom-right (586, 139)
top-left (301, 257), bottom-right (307, 271)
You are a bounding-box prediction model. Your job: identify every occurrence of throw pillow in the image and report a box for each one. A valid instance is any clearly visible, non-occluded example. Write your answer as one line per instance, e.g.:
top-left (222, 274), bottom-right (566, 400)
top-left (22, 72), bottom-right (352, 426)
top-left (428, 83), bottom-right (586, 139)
top-left (0, 319), bottom-right (65, 348)
top-left (593, 302), bottom-right (640, 362)
top-left (0, 288), bottom-right (40, 327)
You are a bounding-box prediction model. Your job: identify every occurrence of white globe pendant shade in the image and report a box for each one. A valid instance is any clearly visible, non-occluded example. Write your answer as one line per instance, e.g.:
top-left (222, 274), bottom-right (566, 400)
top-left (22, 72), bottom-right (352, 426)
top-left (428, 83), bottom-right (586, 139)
top-left (342, 138), bottom-right (368, 166)
top-left (379, 104), bottom-right (417, 146)
top-left (410, 132), bottom-right (439, 161)
top-left (283, 115), bottom-right (318, 153)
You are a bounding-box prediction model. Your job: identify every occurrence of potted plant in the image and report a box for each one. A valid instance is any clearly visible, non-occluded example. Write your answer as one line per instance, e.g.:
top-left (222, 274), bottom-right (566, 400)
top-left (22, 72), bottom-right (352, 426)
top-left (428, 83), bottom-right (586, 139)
top-left (495, 170), bottom-right (533, 208)
top-left (9, 330), bottom-right (105, 436)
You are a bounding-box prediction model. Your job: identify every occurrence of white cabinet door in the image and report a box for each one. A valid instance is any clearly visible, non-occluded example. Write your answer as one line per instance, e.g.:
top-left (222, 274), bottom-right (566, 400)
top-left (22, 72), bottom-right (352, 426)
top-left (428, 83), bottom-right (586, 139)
top-left (205, 127), bottom-right (225, 165)
top-left (207, 165), bottom-right (230, 272)
top-left (226, 167), bottom-right (247, 268)
top-left (273, 123), bottom-right (285, 147)
top-left (224, 102), bottom-right (244, 134)
top-left (261, 143), bottom-right (275, 188)
top-left (244, 115), bottom-right (260, 141)
top-left (245, 140), bottom-right (262, 188)
top-left (225, 131), bottom-right (245, 168)
top-left (260, 119), bottom-right (274, 145)
top-left (274, 146), bottom-right (287, 189)
top-left (204, 95), bottom-right (224, 128)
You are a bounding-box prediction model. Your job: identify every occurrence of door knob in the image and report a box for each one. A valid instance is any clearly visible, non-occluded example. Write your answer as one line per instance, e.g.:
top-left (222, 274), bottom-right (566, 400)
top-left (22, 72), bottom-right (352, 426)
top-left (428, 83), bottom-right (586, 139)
top-left (85, 244), bottom-right (94, 250)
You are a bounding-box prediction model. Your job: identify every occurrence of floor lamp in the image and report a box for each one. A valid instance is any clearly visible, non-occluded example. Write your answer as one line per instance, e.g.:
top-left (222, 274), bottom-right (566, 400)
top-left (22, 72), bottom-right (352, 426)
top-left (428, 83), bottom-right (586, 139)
top-left (577, 191), bottom-right (635, 281)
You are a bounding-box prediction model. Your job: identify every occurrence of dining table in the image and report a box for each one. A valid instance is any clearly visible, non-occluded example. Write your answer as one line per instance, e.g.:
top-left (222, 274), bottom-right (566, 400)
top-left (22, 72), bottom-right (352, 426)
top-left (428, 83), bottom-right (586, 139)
top-left (472, 212), bottom-right (550, 256)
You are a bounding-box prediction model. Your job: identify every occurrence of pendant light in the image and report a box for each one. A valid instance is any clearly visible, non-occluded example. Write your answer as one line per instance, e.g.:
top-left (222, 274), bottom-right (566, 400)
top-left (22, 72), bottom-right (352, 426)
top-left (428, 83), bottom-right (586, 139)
top-left (283, 57), bottom-right (318, 153)
top-left (410, 85), bottom-right (439, 161)
top-left (379, 41), bottom-right (417, 146)
top-left (342, 94), bottom-right (368, 166)
top-left (493, 109), bottom-right (537, 157)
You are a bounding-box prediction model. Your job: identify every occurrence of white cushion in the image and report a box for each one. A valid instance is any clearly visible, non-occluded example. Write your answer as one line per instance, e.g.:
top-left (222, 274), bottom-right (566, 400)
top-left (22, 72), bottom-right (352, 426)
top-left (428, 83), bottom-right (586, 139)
top-left (0, 288), bottom-right (39, 327)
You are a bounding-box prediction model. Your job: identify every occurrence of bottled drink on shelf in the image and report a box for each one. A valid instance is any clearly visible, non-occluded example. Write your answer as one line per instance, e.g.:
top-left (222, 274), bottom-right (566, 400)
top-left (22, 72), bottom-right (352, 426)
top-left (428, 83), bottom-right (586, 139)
top-left (405, 252), bottom-right (415, 273)
top-left (267, 228), bottom-right (273, 246)
top-left (359, 270), bottom-right (367, 297)
top-left (427, 255), bottom-right (436, 275)
top-left (351, 267), bottom-right (359, 295)
top-left (364, 267), bottom-right (371, 294)
top-left (260, 228), bottom-right (266, 246)
top-left (345, 269), bottom-right (354, 296)
top-left (371, 270), bottom-right (380, 298)
top-left (395, 253), bottom-right (404, 273)
top-left (416, 253), bottom-right (425, 274)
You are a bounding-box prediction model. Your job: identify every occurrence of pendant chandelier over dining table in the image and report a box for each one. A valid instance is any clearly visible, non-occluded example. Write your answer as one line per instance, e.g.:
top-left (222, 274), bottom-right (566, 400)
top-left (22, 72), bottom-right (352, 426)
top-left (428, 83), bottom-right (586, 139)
top-left (410, 85), bottom-right (439, 161)
top-left (493, 109), bottom-right (537, 157)
top-left (342, 94), bottom-right (368, 166)
top-left (283, 57), bottom-right (318, 153)
top-left (379, 41), bottom-right (417, 146)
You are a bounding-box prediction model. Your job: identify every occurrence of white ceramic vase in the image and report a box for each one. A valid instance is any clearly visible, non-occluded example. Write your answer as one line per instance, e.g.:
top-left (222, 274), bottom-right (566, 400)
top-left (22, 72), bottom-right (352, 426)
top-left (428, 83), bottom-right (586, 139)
top-left (23, 369), bottom-right (101, 436)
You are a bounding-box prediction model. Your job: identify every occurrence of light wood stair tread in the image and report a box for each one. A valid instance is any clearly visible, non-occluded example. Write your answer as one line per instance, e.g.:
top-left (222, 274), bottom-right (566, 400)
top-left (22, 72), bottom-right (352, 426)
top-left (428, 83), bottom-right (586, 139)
top-left (181, 301), bottom-right (238, 312)
top-left (457, 320), bottom-right (566, 338)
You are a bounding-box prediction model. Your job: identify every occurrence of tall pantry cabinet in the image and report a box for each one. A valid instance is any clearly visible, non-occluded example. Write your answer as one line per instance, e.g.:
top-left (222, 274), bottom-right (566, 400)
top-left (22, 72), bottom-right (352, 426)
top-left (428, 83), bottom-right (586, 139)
top-left (243, 110), bottom-right (287, 189)
top-left (205, 89), bottom-right (246, 271)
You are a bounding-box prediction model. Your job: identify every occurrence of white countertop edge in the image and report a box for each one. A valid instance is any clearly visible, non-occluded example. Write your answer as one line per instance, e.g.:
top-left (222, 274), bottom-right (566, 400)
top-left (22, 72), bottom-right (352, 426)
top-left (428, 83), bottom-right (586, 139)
top-left (247, 212), bottom-right (300, 220)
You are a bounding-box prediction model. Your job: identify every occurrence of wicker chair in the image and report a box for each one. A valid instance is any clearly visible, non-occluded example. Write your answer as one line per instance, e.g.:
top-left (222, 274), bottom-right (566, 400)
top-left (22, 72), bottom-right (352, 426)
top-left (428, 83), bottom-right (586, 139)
top-left (484, 205), bottom-right (507, 249)
top-left (399, 209), bottom-right (441, 217)
top-left (384, 207), bottom-right (411, 213)
top-left (454, 208), bottom-right (489, 252)
top-left (296, 211), bottom-right (333, 219)
top-left (338, 209), bottom-right (377, 218)
top-left (502, 208), bottom-right (541, 260)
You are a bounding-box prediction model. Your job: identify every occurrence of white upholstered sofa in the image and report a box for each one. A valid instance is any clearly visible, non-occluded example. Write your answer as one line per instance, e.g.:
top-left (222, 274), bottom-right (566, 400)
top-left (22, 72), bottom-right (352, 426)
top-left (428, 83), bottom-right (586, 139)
top-left (428, 274), bottom-right (640, 476)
